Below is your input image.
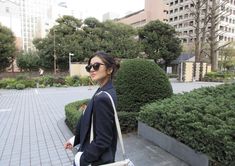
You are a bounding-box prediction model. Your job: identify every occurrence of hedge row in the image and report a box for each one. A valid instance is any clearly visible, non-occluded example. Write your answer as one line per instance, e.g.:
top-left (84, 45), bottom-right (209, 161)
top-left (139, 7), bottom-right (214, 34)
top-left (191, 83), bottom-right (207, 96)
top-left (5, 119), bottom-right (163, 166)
top-left (0, 75), bottom-right (91, 89)
top-left (138, 83), bottom-right (235, 165)
top-left (203, 71), bottom-right (235, 82)
top-left (65, 100), bottom-right (138, 134)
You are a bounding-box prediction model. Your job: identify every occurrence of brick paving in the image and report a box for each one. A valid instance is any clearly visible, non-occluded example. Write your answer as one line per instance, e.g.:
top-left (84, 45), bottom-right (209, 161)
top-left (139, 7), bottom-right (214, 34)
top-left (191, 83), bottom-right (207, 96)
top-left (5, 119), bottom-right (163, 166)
top-left (0, 82), bottom-right (221, 166)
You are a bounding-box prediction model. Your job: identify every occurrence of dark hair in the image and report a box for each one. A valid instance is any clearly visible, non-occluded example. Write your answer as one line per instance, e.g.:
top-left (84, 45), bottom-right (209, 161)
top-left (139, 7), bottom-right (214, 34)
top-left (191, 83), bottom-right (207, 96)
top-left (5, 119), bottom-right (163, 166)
top-left (88, 51), bottom-right (120, 79)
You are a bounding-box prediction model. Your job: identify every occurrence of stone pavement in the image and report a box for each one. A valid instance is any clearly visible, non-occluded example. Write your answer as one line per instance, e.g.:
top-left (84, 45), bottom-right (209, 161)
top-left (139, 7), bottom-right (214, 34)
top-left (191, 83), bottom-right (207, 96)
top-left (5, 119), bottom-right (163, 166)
top-left (0, 82), bottom-right (222, 166)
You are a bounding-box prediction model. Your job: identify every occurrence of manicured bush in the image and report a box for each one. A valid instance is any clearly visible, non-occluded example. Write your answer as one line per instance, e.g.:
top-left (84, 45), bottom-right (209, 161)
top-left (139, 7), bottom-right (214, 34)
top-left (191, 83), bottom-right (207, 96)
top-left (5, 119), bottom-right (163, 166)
top-left (139, 83), bottom-right (235, 165)
top-left (0, 78), bottom-right (16, 89)
top-left (65, 100), bottom-right (138, 134)
top-left (80, 76), bottom-right (90, 86)
top-left (65, 99), bottom-right (89, 133)
top-left (203, 71), bottom-right (235, 82)
top-left (65, 75), bottom-right (80, 86)
top-left (115, 59), bottom-right (173, 112)
top-left (15, 83), bottom-right (26, 90)
top-left (18, 79), bottom-right (36, 88)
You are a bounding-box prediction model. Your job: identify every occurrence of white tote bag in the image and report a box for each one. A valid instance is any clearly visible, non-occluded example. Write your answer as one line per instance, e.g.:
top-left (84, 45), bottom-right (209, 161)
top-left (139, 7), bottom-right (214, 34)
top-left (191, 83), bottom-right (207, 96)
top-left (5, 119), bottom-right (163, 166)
top-left (90, 91), bottom-right (134, 166)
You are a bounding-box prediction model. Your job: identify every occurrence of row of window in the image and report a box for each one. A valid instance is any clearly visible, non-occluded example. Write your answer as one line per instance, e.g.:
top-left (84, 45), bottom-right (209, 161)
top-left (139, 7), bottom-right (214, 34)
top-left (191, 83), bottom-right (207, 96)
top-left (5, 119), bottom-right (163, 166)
top-left (180, 36), bottom-right (234, 43)
top-left (220, 26), bottom-right (235, 33)
top-left (169, 0), bottom-right (235, 6)
top-left (220, 16), bottom-right (235, 24)
top-left (169, 0), bottom-right (189, 6)
top-left (173, 21), bottom-right (194, 28)
top-left (168, 15), bottom-right (235, 26)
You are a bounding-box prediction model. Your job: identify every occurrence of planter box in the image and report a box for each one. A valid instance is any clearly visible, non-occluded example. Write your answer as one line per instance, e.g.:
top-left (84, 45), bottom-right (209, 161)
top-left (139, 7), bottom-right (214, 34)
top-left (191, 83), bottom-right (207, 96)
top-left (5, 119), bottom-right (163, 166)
top-left (138, 121), bottom-right (209, 166)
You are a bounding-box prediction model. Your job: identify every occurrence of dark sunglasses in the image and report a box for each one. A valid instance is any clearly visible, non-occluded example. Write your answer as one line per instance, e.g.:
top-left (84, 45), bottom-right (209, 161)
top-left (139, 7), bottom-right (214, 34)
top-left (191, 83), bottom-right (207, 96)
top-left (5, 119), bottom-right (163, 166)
top-left (85, 63), bottom-right (105, 72)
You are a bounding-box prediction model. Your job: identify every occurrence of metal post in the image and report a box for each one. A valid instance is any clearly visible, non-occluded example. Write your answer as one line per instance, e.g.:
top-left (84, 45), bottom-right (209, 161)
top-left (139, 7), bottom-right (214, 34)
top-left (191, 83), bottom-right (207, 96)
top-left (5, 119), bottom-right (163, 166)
top-left (69, 53), bottom-right (74, 76)
top-left (53, 29), bottom-right (56, 75)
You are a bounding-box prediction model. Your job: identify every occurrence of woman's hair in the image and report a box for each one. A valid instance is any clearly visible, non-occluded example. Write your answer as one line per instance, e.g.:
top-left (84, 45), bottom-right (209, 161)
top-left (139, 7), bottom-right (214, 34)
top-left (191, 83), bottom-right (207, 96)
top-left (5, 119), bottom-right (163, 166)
top-left (88, 51), bottom-right (120, 79)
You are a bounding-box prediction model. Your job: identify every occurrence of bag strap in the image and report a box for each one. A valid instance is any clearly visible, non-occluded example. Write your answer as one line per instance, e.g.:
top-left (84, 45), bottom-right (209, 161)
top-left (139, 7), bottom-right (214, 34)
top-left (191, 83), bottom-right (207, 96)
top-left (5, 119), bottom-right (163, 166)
top-left (90, 91), bottom-right (126, 159)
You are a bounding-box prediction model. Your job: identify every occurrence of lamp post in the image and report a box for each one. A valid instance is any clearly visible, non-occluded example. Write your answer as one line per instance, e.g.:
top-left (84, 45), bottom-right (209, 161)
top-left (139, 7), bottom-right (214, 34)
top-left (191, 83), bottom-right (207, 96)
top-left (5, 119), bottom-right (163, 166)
top-left (69, 53), bottom-right (74, 76)
top-left (53, 28), bottom-right (57, 75)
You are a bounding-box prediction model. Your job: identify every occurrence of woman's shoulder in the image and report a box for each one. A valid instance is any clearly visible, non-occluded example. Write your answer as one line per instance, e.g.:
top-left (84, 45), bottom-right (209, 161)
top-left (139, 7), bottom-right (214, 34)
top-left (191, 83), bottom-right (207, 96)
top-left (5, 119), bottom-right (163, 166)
top-left (94, 89), bottom-right (116, 102)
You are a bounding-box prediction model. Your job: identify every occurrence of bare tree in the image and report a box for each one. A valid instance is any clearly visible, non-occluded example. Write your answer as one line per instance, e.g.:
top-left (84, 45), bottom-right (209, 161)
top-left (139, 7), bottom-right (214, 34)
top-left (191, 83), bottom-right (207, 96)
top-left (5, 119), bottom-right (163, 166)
top-left (184, 0), bottom-right (210, 62)
top-left (208, 0), bottom-right (230, 71)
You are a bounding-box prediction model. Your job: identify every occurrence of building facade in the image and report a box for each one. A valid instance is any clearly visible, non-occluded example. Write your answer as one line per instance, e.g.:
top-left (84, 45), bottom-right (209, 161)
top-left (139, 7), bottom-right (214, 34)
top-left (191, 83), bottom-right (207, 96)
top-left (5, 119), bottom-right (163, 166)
top-left (117, 0), bottom-right (168, 27)
top-left (0, 0), bottom-right (22, 49)
top-left (166, 0), bottom-right (235, 47)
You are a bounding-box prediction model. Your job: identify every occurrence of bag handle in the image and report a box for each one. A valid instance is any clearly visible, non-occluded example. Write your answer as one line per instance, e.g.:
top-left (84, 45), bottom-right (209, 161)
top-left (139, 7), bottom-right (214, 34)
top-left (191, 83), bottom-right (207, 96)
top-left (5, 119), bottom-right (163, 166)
top-left (90, 91), bottom-right (126, 159)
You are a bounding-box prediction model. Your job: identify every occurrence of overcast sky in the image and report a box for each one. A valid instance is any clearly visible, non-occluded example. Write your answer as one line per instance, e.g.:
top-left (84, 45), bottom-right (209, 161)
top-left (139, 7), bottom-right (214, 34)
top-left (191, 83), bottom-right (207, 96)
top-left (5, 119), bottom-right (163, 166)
top-left (67, 0), bottom-right (145, 21)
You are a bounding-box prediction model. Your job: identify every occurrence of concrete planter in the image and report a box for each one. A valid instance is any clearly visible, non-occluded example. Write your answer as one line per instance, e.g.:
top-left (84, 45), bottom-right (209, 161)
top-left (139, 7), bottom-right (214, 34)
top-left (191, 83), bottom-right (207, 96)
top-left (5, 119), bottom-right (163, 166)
top-left (138, 121), bottom-right (209, 166)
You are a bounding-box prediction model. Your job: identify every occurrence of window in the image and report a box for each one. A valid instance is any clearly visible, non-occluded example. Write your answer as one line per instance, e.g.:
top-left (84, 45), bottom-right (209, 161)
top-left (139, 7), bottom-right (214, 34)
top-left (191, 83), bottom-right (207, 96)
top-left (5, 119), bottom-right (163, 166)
top-left (189, 21), bottom-right (194, 26)
top-left (219, 36), bottom-right (223, 40)
top-left (184, 13), bottom-right (188, 18)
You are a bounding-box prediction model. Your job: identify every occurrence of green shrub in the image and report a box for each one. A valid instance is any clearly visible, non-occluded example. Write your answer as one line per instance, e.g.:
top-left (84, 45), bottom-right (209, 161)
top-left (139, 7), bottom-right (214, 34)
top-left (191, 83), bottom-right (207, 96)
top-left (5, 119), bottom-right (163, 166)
top-left (65, 100), bottom-right (138, 134)
top-left (115, 59), bottom-right (173, 112)
top-left (40, 75), bottom-right (54, 86)
top-left (65, 76), bottom-right (80, 86)
top-left (54, 77), bottom-right (66, 85)
top-left (203, 71), bottom-right (235, 82)
top-left (17, 79), bottom-right (35, 88)
top-left (16, 83), bottom-right (26, 90)
top-left (1, 78), bottom-right (16, 89)
top-left (65, 99), bottom-right (89, 133)
top-left (139, 83), bottom-right (235, 165)
top-left (118, 111), bottom-right (138, 133)
top-left (80, 76), bottom-right (90, 86)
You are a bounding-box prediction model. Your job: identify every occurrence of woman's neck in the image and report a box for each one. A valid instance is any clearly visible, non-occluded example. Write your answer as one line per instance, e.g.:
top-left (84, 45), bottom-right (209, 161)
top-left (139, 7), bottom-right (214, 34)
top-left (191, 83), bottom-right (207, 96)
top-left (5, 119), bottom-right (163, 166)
top-left (98, 77), bottom-right (110, 88)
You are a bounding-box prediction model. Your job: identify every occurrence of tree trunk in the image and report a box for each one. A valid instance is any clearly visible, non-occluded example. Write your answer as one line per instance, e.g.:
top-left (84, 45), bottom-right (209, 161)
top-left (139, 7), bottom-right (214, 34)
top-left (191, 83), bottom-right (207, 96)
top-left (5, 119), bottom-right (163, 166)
top-left (195, 0), bottom-right (201, 62)
top-left (210, 0), bottom-right (219, 71)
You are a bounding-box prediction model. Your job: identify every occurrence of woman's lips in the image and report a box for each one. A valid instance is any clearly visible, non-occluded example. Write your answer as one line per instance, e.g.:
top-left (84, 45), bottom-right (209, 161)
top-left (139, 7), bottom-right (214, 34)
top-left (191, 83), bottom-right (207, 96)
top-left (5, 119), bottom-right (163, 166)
top-left (90, 73), bottom-right (96, 77)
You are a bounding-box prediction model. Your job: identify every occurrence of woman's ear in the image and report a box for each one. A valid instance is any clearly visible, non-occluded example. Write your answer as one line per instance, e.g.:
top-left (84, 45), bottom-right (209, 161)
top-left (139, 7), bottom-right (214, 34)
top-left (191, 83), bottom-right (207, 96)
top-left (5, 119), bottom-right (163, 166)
top-left (107, 68), bottom-right (113, 75)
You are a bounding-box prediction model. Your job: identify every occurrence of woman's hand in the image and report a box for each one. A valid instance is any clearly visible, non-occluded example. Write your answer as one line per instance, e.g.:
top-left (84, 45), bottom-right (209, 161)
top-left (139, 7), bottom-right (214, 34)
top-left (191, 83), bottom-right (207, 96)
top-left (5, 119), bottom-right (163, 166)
top-left (64, 136), bottom-right (75, 150)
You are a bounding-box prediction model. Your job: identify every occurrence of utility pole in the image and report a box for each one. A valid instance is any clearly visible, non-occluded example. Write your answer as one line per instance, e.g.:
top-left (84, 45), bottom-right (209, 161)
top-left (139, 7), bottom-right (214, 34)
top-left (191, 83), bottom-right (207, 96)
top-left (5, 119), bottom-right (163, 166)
top-left (53, 29), bottom-right (57, 75)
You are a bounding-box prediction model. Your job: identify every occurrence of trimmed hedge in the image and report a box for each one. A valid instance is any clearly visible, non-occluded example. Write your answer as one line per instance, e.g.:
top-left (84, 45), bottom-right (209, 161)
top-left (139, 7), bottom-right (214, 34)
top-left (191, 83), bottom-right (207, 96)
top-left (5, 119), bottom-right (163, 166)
top-left (0, 75), bottom-right (91, 89)
top-left (65, 99), bottom-right (89, 133)
top-left (115, 59), bottom-right (172, 113)
top-left (65, 100), bottom-right (138, 134)
top-left (138, 83), bottom-right (235, 166)
top-left (203, 71), bottom-right (235, 82)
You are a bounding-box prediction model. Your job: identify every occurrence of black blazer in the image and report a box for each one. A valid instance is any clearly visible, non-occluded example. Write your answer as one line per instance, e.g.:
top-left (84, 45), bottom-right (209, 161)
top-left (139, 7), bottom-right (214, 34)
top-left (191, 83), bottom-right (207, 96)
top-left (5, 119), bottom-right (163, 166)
top-left (74, 80), bottom-right (118, 166)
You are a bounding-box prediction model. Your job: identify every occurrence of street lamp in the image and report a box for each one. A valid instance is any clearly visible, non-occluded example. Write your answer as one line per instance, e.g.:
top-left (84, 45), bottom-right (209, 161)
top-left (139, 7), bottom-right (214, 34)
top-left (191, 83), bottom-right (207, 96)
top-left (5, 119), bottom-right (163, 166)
top-left (69, 53), bottom-right (74, 75)
top-left (53, 28), bottom-right (57, 75)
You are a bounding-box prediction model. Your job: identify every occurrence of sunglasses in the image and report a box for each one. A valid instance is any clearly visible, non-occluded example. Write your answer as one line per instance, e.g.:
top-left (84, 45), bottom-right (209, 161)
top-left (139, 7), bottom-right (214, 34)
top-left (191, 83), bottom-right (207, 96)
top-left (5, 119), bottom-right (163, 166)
top-left (85, 63), bottom-right (105, 72)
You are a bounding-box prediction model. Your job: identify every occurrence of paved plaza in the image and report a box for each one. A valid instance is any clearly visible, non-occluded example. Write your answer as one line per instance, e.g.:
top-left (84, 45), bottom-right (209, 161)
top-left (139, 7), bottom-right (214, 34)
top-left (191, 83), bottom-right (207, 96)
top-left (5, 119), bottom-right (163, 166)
top-left (0, 82), bottom-right (221, 166)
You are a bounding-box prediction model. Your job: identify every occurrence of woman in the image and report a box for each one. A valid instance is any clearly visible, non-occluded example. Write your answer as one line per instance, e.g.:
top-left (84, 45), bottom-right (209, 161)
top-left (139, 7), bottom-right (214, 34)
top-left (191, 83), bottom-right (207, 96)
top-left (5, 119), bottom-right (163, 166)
top-left (64, 51), bottom-right (120, 166)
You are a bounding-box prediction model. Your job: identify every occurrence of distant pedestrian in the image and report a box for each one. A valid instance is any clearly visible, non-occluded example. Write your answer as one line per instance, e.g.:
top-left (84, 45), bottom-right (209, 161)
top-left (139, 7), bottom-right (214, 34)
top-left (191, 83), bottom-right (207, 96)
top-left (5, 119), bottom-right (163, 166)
top-left (64, 51), bottom-right (120, 166)
top-left (39, 68), bottom-right (44, 76)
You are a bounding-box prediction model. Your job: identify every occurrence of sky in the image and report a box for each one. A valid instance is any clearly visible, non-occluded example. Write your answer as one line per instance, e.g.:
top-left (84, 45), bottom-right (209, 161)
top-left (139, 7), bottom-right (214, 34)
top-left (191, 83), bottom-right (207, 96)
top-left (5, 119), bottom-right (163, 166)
top-left (67, 0), bottom-right (145, 21)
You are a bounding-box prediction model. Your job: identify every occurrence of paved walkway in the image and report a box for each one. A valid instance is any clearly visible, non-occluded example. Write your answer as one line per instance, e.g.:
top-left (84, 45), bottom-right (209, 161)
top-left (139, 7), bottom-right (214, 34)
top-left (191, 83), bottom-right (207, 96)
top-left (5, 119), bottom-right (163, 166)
top-left (0, 82), bottom-right (222, 166)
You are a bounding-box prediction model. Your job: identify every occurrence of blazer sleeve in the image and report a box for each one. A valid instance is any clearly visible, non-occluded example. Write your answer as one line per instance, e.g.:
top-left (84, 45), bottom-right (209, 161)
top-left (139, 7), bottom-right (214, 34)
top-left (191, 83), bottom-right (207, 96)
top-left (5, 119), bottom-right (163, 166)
top-left (74, 116), bottom-right (82, 146)
top-left (80, 94), bottom-right (114, 165)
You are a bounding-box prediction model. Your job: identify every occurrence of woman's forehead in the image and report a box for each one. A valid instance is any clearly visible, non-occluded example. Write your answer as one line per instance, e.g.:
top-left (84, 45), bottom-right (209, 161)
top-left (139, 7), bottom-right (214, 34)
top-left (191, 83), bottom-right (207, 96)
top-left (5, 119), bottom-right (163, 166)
top-left (90, 56), bottom-right (103, 63)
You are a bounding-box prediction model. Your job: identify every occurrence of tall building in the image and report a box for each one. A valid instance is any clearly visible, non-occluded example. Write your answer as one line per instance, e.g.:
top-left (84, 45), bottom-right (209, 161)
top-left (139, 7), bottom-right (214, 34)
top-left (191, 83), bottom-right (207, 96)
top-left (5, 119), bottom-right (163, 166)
top-left (19, 0), bottom-right (54, 51)
top-left (0, 0), bottom-right (22, 49)
top-left (103, 12), bottom-right (119, 22)
top-left (116, 0), bottom-right (168, 27)
top-left (166, 0), bottom-right (235, 49)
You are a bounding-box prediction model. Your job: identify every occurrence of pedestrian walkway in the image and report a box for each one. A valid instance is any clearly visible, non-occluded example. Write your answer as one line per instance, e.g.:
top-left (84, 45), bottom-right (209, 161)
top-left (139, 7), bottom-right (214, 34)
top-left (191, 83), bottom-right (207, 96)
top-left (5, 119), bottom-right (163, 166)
top-left (0, 82), bottom-right (221, 166)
